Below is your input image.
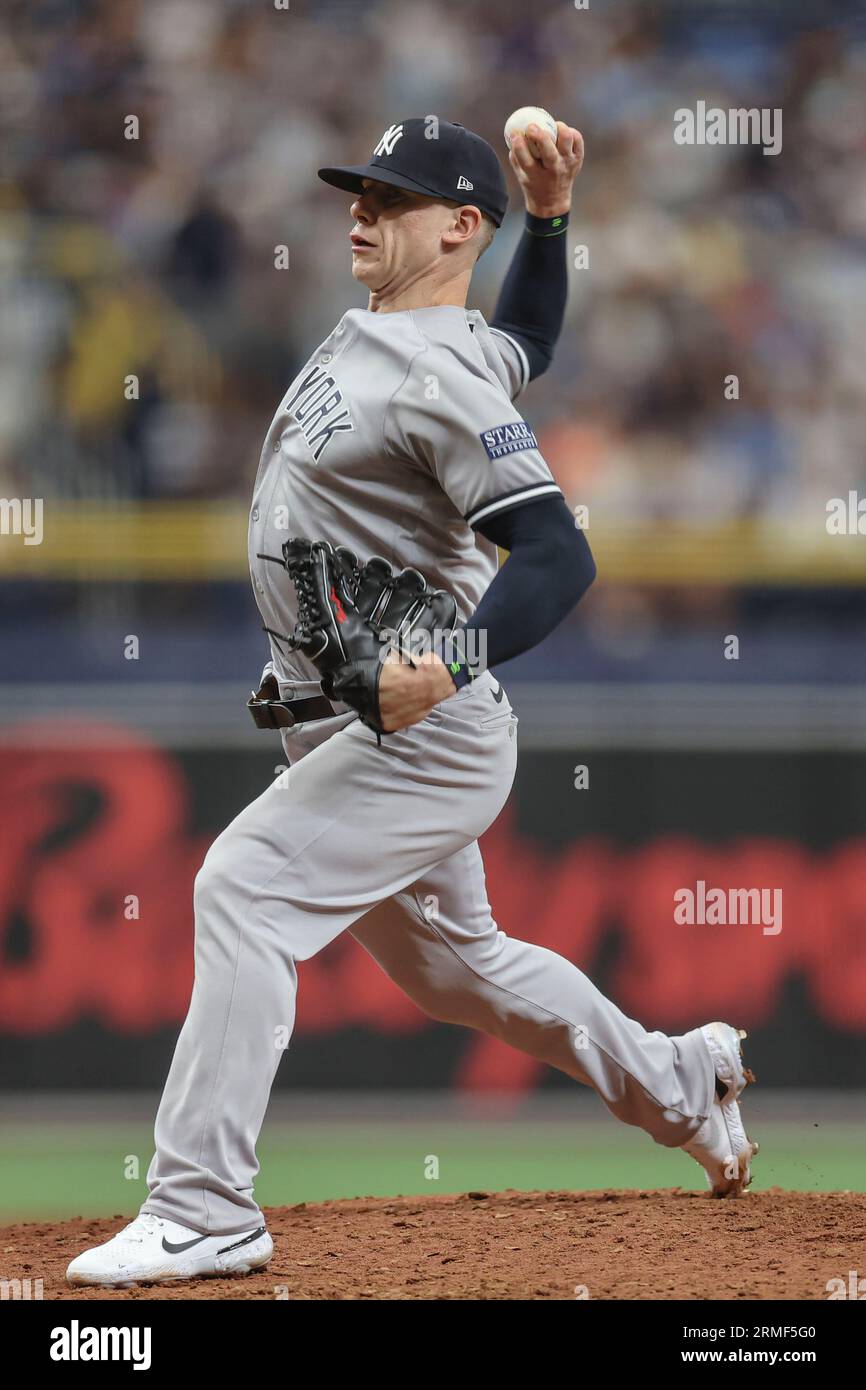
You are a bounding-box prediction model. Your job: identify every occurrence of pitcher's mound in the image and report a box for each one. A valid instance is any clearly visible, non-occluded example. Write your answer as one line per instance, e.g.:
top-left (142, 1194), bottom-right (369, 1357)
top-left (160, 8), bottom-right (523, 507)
top-left (6, 1189), bottom-right (864, 1300)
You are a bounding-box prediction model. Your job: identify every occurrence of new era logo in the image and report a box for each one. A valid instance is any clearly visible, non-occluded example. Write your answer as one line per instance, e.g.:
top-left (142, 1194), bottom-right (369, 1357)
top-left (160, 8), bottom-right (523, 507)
top-left (457, 175), bottom-right (474, 191)
top-left (374, 124), bottom-right (404, 157)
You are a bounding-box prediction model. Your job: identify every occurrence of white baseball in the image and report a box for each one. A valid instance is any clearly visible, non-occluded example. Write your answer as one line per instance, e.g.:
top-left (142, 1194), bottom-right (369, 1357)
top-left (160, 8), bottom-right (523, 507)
top-left (504, 106), bottom-right (558, 150)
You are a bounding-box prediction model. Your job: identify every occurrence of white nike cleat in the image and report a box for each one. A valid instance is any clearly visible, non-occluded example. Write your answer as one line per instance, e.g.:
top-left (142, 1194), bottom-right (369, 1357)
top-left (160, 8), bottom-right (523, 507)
top-left (66, 1212), bottom-right (273, 1287)
top-left (682, 1021), bottom-right (759, 1198)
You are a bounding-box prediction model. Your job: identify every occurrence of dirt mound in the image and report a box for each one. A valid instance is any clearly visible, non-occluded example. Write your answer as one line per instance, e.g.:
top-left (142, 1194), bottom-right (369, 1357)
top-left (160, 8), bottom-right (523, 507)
top-left (4, 1189), bottom-right (864, 1300)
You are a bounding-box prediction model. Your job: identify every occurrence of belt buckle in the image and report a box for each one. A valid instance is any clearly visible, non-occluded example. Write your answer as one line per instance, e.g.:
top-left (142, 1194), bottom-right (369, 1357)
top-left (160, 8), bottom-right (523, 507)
top-left (247, 693), bottom-right (290, 730)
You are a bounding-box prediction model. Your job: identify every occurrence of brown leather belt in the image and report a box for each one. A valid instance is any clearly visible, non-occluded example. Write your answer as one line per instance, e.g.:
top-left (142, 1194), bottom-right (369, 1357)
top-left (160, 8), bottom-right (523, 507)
top-left (247, 692), bottom-right (337, 730)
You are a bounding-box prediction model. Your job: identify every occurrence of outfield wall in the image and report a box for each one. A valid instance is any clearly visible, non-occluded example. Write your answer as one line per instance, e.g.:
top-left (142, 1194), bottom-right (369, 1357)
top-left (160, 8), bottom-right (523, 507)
top-left (2, 712), bottom-right (863, 1090)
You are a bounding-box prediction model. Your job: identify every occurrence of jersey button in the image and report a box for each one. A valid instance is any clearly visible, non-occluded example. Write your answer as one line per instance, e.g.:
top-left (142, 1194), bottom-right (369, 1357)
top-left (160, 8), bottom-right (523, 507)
top-left (320, 353), bottom-right (332, 364)
top-left (255, 581), bottom-right (264, 595)
top-left (252, 507), bottom-right (260, 521)
top-left (273, 441), bottom-right (280, 452)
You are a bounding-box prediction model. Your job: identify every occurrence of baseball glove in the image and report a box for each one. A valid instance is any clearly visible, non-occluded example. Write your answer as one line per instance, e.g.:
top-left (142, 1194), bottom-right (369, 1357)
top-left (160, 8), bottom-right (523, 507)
top-left (258, 538), bottom-right (457, 737)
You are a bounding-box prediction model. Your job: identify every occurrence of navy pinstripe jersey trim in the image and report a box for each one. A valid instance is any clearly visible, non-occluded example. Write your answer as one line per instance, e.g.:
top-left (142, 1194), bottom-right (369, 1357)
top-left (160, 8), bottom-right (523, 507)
top-left (465, 482), bottom-right (563, 529)
top-left (488, 327), bottom-right (531, 394)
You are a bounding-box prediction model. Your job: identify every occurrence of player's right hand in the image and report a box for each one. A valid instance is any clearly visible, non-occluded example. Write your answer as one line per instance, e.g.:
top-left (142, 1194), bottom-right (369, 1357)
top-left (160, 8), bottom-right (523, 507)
top-left (508, 121), bottom-right (584, 219)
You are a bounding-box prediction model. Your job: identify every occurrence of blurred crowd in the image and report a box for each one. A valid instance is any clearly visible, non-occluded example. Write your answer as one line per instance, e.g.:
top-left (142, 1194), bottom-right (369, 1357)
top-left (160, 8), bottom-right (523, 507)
top-left (2, 0), bottom-right (866, 530)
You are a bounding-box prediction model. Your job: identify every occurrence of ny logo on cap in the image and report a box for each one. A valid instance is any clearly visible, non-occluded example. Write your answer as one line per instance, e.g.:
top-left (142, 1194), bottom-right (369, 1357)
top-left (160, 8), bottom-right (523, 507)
top-left (374, 124), bottom-right (404, 157)
top-left (457, 175), bottom-right (474, 191)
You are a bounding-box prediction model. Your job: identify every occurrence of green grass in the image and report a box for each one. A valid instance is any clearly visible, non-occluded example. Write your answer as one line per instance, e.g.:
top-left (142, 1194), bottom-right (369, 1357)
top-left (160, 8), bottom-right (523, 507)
top-left (1, 1120), bottom-right (862, 1222)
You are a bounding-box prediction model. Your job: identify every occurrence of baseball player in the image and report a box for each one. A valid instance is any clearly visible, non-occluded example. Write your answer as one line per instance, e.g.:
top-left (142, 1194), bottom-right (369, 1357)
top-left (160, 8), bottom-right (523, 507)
top-left (68, 117), bottom-right (756, 1287)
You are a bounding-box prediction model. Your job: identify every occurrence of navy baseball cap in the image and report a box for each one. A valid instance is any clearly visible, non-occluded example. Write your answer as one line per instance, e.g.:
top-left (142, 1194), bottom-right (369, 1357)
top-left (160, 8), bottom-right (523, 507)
top-left (318, 117), bottom-right (509, 227)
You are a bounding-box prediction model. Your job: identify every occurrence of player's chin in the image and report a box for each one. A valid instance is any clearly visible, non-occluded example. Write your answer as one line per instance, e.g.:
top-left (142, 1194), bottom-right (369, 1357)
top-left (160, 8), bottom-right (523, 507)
top-left (350, 252), bottom-right (383, 286)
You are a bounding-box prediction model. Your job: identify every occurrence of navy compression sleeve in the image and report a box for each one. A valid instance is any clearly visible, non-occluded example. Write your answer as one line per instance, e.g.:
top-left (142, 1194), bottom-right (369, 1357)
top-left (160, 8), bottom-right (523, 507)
top-left (443, 495), bottom-right (596, 684)
top-left (490, 212), bottom-right (570, 381)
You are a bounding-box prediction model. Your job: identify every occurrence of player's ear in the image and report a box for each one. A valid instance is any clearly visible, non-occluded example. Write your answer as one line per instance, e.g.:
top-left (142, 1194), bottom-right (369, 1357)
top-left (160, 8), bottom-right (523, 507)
top-left (441, 204), bottom-right (483, 252)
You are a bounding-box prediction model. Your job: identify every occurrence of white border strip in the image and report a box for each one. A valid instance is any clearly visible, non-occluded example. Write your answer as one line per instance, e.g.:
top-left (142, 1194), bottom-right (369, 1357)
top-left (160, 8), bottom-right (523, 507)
top-left (467, 482), bottom-right (562, 529)
top-left (489, 327), bottom-right (531, 394)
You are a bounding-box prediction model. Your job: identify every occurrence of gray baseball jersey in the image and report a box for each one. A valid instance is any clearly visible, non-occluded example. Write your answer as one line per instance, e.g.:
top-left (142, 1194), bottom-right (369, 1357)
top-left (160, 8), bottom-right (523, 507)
top-left (247, 305), bottom-right (563, 687)
top-left (139, 303), bottom-right (717, 1239)
top-left (85, 96), bottom-right (727, 1252)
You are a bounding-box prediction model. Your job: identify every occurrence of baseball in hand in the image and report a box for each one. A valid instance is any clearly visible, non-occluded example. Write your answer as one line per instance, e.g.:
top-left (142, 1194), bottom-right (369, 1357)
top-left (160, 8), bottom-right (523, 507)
top-left (503, 106), bottom-right (558, 150)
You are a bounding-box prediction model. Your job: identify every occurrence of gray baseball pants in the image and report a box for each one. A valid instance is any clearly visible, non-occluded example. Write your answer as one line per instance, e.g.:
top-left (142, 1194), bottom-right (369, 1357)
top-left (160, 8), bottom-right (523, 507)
top-left (142, 673), bottom-right (714, 1234)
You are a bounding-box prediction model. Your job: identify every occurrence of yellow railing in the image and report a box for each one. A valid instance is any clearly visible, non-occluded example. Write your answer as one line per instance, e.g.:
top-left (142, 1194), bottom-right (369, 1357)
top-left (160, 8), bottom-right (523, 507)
top-left (0, 503), bottom-right (246, 580)
top-left (1, 504), bottom-right (864, 584)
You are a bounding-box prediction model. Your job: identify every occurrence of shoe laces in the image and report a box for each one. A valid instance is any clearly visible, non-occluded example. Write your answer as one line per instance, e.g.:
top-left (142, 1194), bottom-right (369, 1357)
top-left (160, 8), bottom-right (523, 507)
top-left (123, 1212), bottom-right (163, 1242)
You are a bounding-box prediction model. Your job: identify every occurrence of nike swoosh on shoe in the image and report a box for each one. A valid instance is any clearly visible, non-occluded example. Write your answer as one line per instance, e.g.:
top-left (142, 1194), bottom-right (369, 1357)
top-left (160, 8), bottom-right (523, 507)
top-left (161, 1233), bottom-right (209, 1254)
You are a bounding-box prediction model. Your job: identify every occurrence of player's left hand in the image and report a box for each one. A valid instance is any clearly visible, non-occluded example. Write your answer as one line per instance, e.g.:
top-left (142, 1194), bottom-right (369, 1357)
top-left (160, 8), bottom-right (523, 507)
top-left (377, 650), bottom-right (456, 732)
top-left (508, 121), bottom-right (584, 219)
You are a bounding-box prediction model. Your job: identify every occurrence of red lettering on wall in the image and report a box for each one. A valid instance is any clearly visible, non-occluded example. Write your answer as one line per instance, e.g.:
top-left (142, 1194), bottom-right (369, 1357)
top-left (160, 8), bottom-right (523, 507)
top-left (0, 726), bottom-right (207, 1032)
top-left (2, 730), bottom-right (865, 1087)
